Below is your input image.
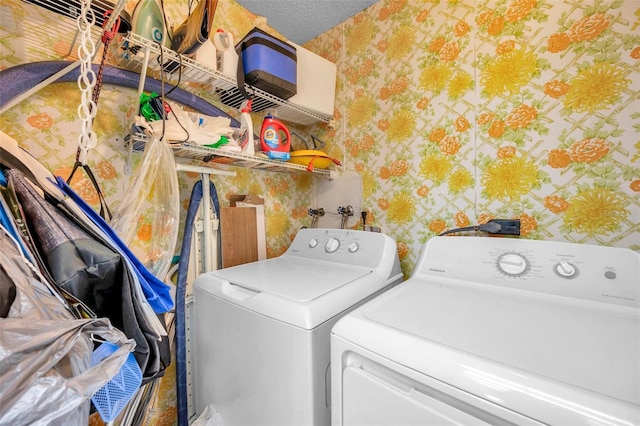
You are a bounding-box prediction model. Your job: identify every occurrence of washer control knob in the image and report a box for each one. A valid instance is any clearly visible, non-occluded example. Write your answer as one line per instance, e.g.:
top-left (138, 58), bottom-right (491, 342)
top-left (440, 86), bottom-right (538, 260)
top-left (348, 242), bottom-right (359, 253)
top-left (555, 260), bottom-right (577, 278)
top-left (309, 238), bottom-right (318, 248)
top-left (498, 253), bottom-right (528, 276)
top-left (325, 237), bottom-right (340, 253)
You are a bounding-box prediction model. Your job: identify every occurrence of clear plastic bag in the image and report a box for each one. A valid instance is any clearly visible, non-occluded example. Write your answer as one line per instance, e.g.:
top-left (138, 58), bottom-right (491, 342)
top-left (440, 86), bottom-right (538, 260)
top-left (0, 230), bottom-right (135, 426)
top-left (110, 136), bottom-right (180, 280)
top-left (141, 101), bottom-right (239, 149)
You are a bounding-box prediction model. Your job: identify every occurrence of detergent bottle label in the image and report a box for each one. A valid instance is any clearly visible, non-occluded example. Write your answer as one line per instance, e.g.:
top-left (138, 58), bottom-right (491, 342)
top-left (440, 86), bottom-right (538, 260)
top-left (260, 115), bottom-right (291, 160)
top-left (263, 126), bottom-right (279, 149)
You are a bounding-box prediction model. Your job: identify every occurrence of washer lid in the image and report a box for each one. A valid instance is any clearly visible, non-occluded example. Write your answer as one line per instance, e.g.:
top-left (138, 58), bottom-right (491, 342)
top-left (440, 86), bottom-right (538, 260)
top-left (194, 256), bottom-right (391, 330)
top-left (362, 280), bottom-right (639, 405)
top-left (211, 256), bottom-right (371, 301)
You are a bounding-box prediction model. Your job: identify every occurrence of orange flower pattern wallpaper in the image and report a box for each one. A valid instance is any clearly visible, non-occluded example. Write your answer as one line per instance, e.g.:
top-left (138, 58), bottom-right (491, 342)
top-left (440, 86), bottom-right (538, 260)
top-left (2, 0), bottom-right (638, 277)
top-left (305, 0), bottom-right (640, 274)
top-left (1, 0), bottom-right (640, 424)
top-left (2, 2), bottom-right (316, 423)
top-left (0, 0), bottom-right (321, 265)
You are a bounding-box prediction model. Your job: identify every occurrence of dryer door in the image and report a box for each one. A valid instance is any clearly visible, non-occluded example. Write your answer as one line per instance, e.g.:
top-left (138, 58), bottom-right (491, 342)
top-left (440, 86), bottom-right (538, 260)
top-left (343, 366), bottom-right (487, 426)
top-left (340, 351), bottom-right (542, 426)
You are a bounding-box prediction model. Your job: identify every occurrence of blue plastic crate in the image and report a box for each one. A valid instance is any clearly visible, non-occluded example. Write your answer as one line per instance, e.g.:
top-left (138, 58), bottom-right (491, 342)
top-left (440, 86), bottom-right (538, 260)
top-left (91, 342), bottom-right (142, 422)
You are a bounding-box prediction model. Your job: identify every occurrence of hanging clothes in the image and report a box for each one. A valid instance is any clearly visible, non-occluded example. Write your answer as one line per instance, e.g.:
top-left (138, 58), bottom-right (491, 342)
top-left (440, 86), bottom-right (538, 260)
top-left (4, 169), bottom-right (169, 381)
top-left (0, 133), bottom-right (173, 382)
top-left (0, 225), bottom-right (136, 426)
top-left (57, 177), bottom-right (174, 313)
top-left (55, 176), bottom-right (172, 382)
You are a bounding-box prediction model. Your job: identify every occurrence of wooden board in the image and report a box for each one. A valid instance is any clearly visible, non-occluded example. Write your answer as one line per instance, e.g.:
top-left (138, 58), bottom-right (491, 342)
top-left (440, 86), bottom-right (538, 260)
top-left (221, 207), bottom-right (259, 268)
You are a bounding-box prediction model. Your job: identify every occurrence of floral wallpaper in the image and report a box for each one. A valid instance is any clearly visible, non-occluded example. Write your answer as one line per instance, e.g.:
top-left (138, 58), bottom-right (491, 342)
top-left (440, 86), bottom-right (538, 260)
top-left (1, 1), bottom-right (320, 424)
top-left (0, 0), bottom-right (321, 262)
top-left (2, 0), bottom-right (640, 424)
top-left (306, 0), bottom-right (640, 276)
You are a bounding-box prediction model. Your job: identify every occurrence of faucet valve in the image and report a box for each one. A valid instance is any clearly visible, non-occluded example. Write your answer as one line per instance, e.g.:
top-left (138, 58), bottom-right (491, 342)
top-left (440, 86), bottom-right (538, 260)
top-left (338, 205), bottom-right (354, 229)
top-left (308, 207), bottom-right (324, 228)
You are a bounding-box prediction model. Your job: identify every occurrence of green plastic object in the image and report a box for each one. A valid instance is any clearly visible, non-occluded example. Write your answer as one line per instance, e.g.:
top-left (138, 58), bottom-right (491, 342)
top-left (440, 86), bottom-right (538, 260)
top-left (206, 135), bottom-right (230, 149)
top-left (139, 92), bottom-right (160, 121)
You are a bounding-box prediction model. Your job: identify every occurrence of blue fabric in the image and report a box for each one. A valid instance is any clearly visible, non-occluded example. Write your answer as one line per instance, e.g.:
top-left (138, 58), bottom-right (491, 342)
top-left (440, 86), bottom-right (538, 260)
top-left (175, 180), bottom-right (220, 426)
top-left (55, 177), bottom-right (174, 314)
top-left (0, 62), bottom-right (240, 126)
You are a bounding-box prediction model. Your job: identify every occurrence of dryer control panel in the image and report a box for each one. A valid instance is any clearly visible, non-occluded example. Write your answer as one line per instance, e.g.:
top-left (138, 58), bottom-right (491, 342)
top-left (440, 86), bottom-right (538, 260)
top-left (416, 236), bottom-right (640, 308)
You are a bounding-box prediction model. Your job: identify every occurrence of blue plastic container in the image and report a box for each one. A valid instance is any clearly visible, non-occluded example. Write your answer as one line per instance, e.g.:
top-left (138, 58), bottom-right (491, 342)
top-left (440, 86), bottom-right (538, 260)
top-left (91, 342), bottom-right (142, 422)
top-left (237, 27), bottom-right (297, 99)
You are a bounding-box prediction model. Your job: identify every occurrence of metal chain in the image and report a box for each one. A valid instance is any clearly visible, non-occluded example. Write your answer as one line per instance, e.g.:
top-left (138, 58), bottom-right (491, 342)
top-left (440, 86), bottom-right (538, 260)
top-left (93, 11), bottom-right (121, 108)
top-left (76, 0), bottom-right (97, 166)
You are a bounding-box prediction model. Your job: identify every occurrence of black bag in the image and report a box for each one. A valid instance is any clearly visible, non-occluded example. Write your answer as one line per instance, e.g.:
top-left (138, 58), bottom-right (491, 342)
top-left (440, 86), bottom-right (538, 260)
top-left (0, 269), bottom-right (16, 318)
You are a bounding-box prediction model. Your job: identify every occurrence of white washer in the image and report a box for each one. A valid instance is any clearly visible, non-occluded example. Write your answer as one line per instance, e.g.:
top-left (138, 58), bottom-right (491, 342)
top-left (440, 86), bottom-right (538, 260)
top-left (193, 228), bottom-right (402, 426)
top-left (331, 236), bottom-right (640, 426)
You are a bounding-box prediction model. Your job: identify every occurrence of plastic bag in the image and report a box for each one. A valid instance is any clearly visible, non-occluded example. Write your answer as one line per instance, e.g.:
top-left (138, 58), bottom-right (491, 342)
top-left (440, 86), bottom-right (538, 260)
top-left (141, 100), bottom-right (239, 149)
top-left (192, 405), bottom-right (225, 426)
top-left (110, 136), bottom-right (180, 281)
top-left (0, 229), bottom-right (135, 426)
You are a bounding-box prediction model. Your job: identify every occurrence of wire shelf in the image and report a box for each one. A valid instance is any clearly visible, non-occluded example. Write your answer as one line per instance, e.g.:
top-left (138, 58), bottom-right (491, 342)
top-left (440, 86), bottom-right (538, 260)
top-left (4, 0), bottom-right (128, 63)
top-left (7, 0), bottom-right (337, 176)
top-left (115, 32), bottom-right (332, 126)
top-left (130, 134), bottom-right (332, 176)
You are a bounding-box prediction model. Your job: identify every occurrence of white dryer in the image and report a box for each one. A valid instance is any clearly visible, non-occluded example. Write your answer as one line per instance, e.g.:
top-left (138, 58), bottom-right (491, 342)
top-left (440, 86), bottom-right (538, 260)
top-left (193, 228), bottom-right (402, 426)
top-left (331, 236), bottom-right (640, 426)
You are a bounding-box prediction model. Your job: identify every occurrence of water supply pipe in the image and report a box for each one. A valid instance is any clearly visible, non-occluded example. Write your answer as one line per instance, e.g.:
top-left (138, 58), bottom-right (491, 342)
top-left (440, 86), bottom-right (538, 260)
top-left (308, 207), bottom-right (325, 228)
top-left (338, 205), bottom-right (354, 229)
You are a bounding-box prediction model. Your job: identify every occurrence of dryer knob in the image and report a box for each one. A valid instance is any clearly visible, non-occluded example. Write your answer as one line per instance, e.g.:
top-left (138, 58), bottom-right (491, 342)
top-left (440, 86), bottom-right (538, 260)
top-left (555, 260), bottom-right (577, 278)
top-left (498, 253), bottom-right (528, 276)
top-left (348, 242), bottom-right (359, 253)
top-left (309, 238), bottom-right (318, 248)
top-left (325, 237), bottom-right (340, 253)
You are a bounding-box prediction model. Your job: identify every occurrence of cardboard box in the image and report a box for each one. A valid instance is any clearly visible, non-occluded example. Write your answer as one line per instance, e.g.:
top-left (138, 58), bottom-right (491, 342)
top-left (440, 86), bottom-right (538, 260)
top-left (229, 194), bottom-right (264, 207)
top-left (221, 207), bottom-right (258, 267)
top-left (223, 195), bottom-right (266, 265)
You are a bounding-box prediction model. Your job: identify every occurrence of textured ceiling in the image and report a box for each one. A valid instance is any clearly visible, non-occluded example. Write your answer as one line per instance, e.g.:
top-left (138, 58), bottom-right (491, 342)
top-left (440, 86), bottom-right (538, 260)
top-left (234, 0), bottom-right (378, 44)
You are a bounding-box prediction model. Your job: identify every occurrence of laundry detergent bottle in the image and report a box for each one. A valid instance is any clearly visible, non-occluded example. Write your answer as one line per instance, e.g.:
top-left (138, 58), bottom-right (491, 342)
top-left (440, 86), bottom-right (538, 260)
top-left (239, 99), bottom-right (255, 155)
top-left (260, 114), bottom-right (291, 160)
top-left (132, 0), bottom-right (167, 47)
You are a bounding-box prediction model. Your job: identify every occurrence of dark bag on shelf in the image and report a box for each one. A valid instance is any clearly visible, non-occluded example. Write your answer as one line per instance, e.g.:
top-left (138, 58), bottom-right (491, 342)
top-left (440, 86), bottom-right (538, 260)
top-left (236, 27), bottom-right (297, 99)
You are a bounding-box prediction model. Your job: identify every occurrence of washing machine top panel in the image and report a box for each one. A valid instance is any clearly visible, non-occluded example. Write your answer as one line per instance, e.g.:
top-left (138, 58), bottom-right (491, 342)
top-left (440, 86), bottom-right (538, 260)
top-left (194, 228), bottom-right (403, 330)
top-left (194, 258), bottom-right (399, 330)
top-left (357, 279), bottom-right (639, 406)
top-left (210, 256), bottom-right (372, 302)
